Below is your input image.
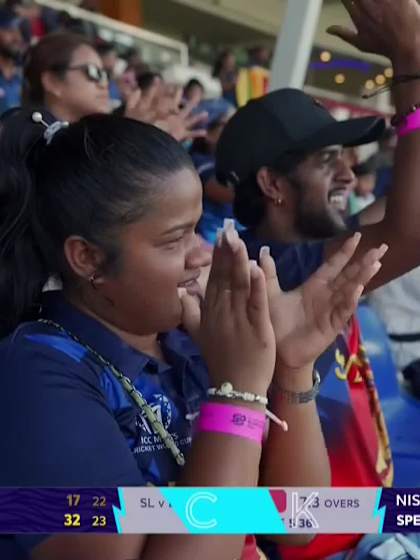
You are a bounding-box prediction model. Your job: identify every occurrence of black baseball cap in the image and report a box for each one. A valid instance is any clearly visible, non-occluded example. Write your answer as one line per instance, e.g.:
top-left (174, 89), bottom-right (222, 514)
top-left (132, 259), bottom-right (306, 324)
top-left (215, 88), bottom-right (385, 185)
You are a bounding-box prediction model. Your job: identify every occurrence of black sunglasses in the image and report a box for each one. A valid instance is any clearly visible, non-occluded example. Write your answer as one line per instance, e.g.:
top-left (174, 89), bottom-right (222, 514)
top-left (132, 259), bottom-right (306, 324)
top-left (65, 63), bottom-right (108, 86)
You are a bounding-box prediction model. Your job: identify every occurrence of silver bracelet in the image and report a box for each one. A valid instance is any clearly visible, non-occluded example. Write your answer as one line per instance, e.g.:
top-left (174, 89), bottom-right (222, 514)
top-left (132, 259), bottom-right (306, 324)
top-left (272, 370), bottom-right (321, 404)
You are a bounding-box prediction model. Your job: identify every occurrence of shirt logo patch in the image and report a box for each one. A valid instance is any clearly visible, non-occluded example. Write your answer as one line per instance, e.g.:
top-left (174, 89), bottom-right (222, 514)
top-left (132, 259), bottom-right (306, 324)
top-left (136, 394), bottom-right (172, 434)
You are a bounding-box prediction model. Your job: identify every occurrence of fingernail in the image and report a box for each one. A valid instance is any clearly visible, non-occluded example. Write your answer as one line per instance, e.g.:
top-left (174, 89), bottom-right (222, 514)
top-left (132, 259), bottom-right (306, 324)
top-left (225, 227), bottom-right (238, 246)
top-left (223, 218), bottom-right (235, 232)
top-left (379, 243), bottom-right (389, 254)
top-left (216, 228), bottom-right (223, 247)
top-left (353, 231), bottom-right (362, 242)
top-left (250, 259), bottom-right (259, 276)
top-left (259, 246), bottom-right (270, 259)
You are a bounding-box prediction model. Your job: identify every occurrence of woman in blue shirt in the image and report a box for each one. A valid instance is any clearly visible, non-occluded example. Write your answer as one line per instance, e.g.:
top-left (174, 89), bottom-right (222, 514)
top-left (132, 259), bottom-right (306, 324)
top-left (0, 109), bottom-right (383, 560)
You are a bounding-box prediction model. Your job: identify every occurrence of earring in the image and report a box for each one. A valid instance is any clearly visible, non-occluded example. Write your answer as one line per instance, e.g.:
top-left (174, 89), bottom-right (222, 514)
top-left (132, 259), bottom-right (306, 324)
top-left (89, 272), bottom-right (98, 289)
top-left (274, 198), bottom-right (282, 207)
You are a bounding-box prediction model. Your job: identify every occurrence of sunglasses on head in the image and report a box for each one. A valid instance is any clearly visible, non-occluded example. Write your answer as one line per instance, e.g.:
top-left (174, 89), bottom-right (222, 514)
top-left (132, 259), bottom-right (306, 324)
top-left (64, 63), bottom-right (108, 85)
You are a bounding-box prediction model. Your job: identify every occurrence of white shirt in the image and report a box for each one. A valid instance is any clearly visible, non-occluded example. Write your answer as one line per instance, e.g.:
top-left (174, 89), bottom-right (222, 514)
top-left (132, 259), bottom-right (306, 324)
top-left (369, 267), bottom-right (420, 370)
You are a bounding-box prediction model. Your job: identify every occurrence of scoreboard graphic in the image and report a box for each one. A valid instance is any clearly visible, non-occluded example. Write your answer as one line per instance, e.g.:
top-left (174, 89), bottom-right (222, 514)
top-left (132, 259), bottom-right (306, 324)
top-left (0, 488), bottom-right (420, 534)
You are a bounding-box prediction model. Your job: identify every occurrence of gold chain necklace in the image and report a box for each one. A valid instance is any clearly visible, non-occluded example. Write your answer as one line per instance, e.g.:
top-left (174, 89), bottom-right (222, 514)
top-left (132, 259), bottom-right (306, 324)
top-left (38, 319), bottom-right (185, 466)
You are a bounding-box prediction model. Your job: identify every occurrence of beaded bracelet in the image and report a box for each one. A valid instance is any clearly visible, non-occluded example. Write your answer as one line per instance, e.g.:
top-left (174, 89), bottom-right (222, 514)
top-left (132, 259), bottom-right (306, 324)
top-left (207, 382), bottom-right (288, 431)
top-left (208, 382), bottom-right (268, 405)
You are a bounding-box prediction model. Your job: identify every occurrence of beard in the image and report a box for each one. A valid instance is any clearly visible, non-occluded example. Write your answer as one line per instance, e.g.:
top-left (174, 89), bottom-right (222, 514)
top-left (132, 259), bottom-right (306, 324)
top-left (290, 177), bottom-right (348, 240)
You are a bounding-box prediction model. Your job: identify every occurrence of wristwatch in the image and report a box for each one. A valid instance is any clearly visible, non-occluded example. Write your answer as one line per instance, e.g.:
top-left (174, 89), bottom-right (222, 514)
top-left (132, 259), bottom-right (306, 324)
top-left (272, 370), bottom-right (321, 404)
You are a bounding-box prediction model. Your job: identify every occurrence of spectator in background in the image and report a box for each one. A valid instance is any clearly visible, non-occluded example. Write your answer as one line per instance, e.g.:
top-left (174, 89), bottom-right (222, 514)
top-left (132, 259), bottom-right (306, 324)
top-left (190, 97), bottom-right (237, 244)
top-left (350, 160), bottom-right (376, 214)
top-left (114, 48), bottom-right (148, 104)
top-left (183, 78), bottom-right (204, 104)
top-left (57, 0), bottom-right (99, 40)
top-left (22, 32), bottom-right (206, 142)
top-left (213, 49), bottom-right (237, 106)
top-left (7, 0), bottom-right (60, 42)
top-left (113, 71), bottom-right (162, 117)
top-left (96, 40), bottom-right (121, 105)
top-left (236, 46), bottom-right (271, 107)
top-left (0, 7), bottom-right (24, 115)
top-left (370, 268), bottom-right (420, 400)
top-left (369, 127), bottom-right (397, 198)
top-left (247, 45), bottom-right (271, 69)
top-left (124, 46), bottom-right (143, 69)
top-left (369, 268), bottom-right (420, 399)
top-left (23, 32), bottom-right (110, 122)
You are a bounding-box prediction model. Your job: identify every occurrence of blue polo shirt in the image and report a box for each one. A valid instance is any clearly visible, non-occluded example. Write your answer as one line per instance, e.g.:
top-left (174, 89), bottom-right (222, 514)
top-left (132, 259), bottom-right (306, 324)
top-left (0, 69), bottom-right (22, 115)
top-left (0, 291), bottom-right (209, 557)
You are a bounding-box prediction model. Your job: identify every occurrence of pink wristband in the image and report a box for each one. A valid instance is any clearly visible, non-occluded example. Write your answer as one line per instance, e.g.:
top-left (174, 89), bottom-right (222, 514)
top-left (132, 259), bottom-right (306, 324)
top-left (197, 402), bottom-right (265, 444)
top-left (397, 109), bottom-right (420, 137)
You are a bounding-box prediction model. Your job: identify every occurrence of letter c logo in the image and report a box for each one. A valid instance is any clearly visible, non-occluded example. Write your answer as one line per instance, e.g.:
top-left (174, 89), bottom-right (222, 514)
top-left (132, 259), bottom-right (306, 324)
top-left (185, 492), bottom-right (218, 530)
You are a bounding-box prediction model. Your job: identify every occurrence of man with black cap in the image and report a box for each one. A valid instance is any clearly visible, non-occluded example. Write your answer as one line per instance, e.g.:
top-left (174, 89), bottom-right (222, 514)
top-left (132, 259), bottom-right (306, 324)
top-left (0, 6), bottom-right (23, 115)
top-left (216, 1), bottom-right (420, 559)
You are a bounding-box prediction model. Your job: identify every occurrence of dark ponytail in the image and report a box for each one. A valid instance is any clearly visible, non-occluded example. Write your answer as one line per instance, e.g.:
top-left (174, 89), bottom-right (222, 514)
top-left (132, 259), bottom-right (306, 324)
top-left (0, 110), bottom-right (195, 338)
top-left (0, 112), bottom-right (51, 336)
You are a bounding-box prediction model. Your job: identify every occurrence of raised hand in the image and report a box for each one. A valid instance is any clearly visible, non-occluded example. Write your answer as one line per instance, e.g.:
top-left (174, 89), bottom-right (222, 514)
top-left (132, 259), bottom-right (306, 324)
top-left (327, 0), bottom-right (420, 61)
top-left (125, 81), bottom-right (208, 142)
top-left (155, 97), bottom-right (208, 143)
top-left (124, 82), bottom-right (160, 124)
top-left (260, 233), bottom-right (388, 372)
top-left (180, 225), bottom-right (276, 396)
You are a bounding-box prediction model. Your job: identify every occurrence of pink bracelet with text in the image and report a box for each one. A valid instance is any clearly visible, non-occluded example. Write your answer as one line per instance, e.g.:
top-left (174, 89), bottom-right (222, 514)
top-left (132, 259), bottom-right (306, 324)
top-left (197, 402), bottom-right (265, 444)
top-left (397, 109), bottom-right (420, 137)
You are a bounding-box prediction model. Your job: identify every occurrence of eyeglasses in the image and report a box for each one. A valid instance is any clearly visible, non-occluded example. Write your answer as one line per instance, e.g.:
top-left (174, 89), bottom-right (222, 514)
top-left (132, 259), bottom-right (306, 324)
top-left (65, 63), bottom-right (108, 86)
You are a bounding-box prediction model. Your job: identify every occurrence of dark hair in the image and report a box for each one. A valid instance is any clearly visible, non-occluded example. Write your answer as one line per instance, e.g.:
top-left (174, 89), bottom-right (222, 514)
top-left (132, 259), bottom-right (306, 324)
top-left (0, 110), bottom-right (195, 337)
top-left (184, 78), bottom-right (204, 94)
top-left (123, 47), bottom-right (143, 66)
top-left (233, 152), bottom-right (307, 228)
top-left (96, 40), bottom-right (116, 57)
top-left (22, 32), bottom-right (94, 106)
top-left (212, 50), bottom-right (234, 78)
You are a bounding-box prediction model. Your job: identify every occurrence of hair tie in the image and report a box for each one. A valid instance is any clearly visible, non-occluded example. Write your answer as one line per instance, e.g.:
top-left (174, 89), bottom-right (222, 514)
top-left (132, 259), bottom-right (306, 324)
top-left (31, 112), bottom-right (69, 145)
